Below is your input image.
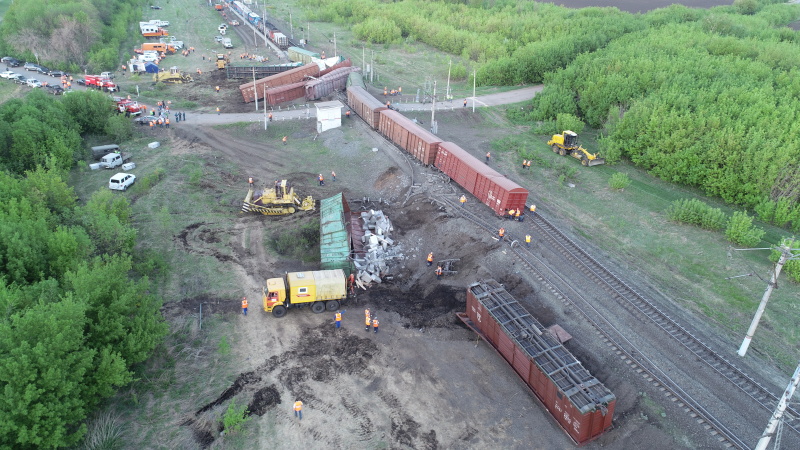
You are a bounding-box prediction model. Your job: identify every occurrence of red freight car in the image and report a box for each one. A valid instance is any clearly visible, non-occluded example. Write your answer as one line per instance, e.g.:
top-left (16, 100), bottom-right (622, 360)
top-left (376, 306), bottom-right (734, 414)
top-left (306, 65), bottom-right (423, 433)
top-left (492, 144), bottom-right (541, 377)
top-left (239, 63), bottom-right (320, 103)
top-left (377, 110), bottom-right (441, 165)
top-left (265, 81), bottom-right (306, 106)
top-left (459, 280), bottom-right (616, 445)
top-left (434, 141), bottom-right (528, 215)
top-left (347, 86), bottom-right (386, 129)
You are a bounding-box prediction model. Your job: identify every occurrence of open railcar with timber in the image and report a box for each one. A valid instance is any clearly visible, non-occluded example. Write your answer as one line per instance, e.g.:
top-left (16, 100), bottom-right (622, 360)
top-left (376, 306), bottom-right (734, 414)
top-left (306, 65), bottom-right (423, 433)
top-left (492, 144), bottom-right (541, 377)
top-left (459, 280), bottom-right (616, 445)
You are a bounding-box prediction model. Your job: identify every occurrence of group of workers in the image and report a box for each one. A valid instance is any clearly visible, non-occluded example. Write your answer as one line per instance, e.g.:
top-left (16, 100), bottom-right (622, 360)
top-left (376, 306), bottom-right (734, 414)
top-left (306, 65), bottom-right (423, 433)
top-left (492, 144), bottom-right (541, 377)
top-left (333, 308), bottom-right (379, 333)
top-left (521, 159), bottom-right (532, 169)
top-left (239, 53), bottom-right (268, 62)
top-left (383, 86), bottom-right (402, 96)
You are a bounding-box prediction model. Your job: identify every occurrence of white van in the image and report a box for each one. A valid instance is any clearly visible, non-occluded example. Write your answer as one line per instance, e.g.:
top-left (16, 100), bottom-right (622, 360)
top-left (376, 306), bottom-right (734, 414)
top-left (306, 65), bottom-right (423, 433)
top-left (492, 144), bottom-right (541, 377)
top-left (222, 38), bottom-right (233, 49)
top-left (109, 173), bottom-right (136, 191)
top-left (100, 153), bottom-right (124, 169)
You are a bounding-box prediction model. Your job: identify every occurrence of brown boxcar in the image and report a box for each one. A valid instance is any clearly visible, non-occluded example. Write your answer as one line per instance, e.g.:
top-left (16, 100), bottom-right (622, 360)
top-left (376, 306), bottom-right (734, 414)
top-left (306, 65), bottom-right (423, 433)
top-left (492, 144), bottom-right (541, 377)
top-left (434, 141), bottom-right (528, 215)
top-left (265, 81), bottom-right (306, 106)
top-left (239, 63), bottom-right (320, 103)
top-left (347, 86), bottom-right (386, 129)
top-left (319, 58), bottom-right (352, 77)
top-left (377, 110), bottom-right (441, 165)
top-left (460, 280), bottom-right (616, 445)
top-left (306, 67), bottom-right (361, 101)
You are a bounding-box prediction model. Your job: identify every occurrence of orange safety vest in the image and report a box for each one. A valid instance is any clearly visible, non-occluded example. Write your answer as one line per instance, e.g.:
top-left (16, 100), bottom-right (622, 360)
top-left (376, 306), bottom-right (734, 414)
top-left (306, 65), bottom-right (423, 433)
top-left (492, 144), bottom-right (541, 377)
top-left (242, 298), bottom-right (248, 309)
top-left (530, 205), bottom-right (536, 212)
top-left (294, 401), bottom-right (303, 411)
top-left (149, 121), bottom-right (154, 127)
top-left (526, 160), bottom-right (531, 167)
top-left (427, 253), bottom-right (433, 262)
top-left (319, 175), bottom-right (324, 182)
top-left (335, 312), bottom-right (342, 321)
top-left (435, 266), bottom-right (443, 275)
top-left (460, 195), bottom-right (466, 204)
top-left (366, 316), bottom-right (371, 326)
top-left (282, 136), bottom-right (287, 142)
top-left (526, 235), bottom-right (531, 243)
top-left (372, 318), bottom-right (379, 328)
top-left (486, 152), bottom-right (491, 159)
top-left (515, 210), bottom-right (521, 218)
top-left (165, 118), bottom-right (170, 124)
top-left (499, 228), bottom-right (505, 237)
top-left (364, 309), bottom-right (370, 317)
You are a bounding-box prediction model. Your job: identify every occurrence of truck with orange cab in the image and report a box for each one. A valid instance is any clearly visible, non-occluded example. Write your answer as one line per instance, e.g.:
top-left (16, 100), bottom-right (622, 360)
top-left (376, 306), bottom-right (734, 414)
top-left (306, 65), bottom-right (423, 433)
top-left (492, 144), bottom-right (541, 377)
top-left (263, 269), bottom-right (348, 317)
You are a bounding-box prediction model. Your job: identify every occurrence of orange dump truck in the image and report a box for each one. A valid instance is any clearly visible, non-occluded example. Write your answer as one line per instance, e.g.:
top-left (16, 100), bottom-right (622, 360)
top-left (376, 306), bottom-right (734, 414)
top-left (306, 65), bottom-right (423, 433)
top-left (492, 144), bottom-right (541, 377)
top-left (263, 269), bottom-right (347, 318)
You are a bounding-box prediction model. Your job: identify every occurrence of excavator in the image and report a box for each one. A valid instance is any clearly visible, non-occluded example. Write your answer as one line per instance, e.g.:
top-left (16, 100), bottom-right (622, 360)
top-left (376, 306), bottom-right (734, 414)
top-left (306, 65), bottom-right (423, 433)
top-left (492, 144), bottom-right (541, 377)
top-left (242, 179), bottom-right (315, 215)
top-left (547, 131), bottom-right (605, 166)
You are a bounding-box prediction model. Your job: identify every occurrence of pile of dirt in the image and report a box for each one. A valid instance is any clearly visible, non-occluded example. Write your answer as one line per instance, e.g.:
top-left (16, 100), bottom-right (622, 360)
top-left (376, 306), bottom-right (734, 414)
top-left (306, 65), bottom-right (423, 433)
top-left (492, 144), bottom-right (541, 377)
top-left (248, 385), bottom-right (281, 416)
top-left (363, 284), bottom-right (465, 329)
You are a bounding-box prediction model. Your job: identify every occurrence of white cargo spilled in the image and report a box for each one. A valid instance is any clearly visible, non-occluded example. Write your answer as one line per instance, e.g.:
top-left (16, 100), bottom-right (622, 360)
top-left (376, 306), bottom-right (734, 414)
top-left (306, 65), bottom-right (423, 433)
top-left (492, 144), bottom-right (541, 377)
top-left (121, 162), bottom-right (136, 171)
top-left (148, 142), bottom-right (160, 148)
top-left (108, 173), bottom-right (136, 191)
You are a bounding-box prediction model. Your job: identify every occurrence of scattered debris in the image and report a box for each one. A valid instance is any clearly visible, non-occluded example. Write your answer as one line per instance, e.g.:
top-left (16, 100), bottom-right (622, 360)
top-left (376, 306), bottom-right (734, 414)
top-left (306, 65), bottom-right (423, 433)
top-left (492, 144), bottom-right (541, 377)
top-left (353, 209), bottom-right (402, 287)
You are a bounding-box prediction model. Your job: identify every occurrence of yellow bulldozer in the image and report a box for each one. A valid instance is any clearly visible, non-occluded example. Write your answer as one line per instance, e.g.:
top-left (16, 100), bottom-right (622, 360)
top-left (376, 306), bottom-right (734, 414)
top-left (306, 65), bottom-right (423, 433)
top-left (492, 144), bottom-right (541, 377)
top-left (547, 131), bottom-right (605, 166)
top-left (153, 66), bottom-right (194, 84)
top-left (216, 53), bottom-right (229, 70)
top-left (242, 180), bottom-right (315, 215)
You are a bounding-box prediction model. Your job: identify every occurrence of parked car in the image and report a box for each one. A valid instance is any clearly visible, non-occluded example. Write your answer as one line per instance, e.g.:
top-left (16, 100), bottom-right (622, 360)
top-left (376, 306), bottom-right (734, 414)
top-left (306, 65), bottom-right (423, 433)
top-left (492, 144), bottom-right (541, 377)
top-left (7, 73), bottom-right (23, 82)
top-left (36, 66), bottom-right (51, 75)
top-left (23, 62), bottom-right (39, 71)
top-left (150, 5), bottom-right (162, 9)
top-left (138, 53), bottom-right (158, 62)
top-left (134, 115), bottom-right (158, 125)
top-left (14, 75), bottom-right (28, 84)
top-left (49, 70), bottom-right (67, 78)
top-left (26, 78), bottom-right (42, 88)
top-left (4, 58), bottom-right (22, 67)
top-left (46, 85), bottom-right (64, 95)
top-left (76, 79), bottom-right (86, 86)
top-left (0, 70), bottom-right (16, 79)
top-left (109, 173), bottom-right (136, 191)
top-left (1, 56), bottom-right (13, 62)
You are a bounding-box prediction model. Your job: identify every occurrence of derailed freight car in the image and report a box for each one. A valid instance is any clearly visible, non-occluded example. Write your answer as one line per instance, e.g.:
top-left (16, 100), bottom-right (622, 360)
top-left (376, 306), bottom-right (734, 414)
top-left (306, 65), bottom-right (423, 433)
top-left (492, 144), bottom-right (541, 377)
top-left (305, 66), bottom-right (361, 101)
top-left (239, 63), bottom-right (320, 103)
top-left (459, 280), bottom-right (616, 445)
top-left (265, 81), bottom-right (306, 106)
top-left (434, 141), bottom-right (527, 214)
top-left (347, 85), bottom-right (386, 129)
top-left (377, 110), bottom-right (441, 165)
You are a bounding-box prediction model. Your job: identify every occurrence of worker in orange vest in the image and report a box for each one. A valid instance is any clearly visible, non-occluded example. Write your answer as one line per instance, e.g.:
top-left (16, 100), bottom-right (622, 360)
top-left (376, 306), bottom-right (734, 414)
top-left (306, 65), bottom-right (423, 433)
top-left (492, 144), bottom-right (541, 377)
top-left (348, 273), bottom-right (355, 295)
top-left (383, 87), bottom-right (387, 96)
top-left (426, 252), bottom-right (433, 266)
top-left (268, 112), bottom-right (273, 121)
top-left (165, 117), bottom-right (170, 128)
top-left (498, 228), bottom-right (505, 241)
top-left (345, 110), bottom-right (350, 118)
top-left (282, 136), bottom-right (287, 145)
top-left (526, 234), bottom-right (531, 248)
top-left (435, 265), bottom-right (443, 280)
top-left (241, 297), bottom-right (248, 316)
top-left (515, 209), bottom-right (521, 221)
top-left (293, 400), bottom-right (303, 420)
top-left (215, 85), bottom-right (220, 93)
top-left (464, 98), bottom-right (467, 108)
top-left (530, 204), bottom-right (536, 216)
top-left (522, 159), bottom-right (528, 169)
top-left (372, 316), bottom-right (379, 333)
top-left (460, 195), bottom-right (466, 206)
top-left (485, 151), bottom-right (491, 163)
top-left (216, 107), bottom-right (220, 115)
top-left (334, 311), bottom-right (342, 329)
top-left (248, 177), bottom-right (253, 186)
top-left (365, 311), bottom-right (371, 332)
top-left (318, 174), bottom-right (324, 186)
top-left (526, 160), bottom-right (531, 169)
top-left (149, 120), bottom-right (154, 129)
top-left (331, 170), bottom-right (336, 182)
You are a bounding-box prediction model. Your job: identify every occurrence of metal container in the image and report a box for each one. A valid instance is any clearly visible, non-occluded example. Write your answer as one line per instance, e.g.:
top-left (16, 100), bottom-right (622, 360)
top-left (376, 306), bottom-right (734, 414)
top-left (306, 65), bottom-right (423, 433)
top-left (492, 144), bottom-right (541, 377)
top-left (265, 81), bottom-right (306, 106)
top-left (239, 63), bottom-right (320, 103)
top-left (434, 141), bottom-right (528, 215)
top-left (461, 280), bottom-right (616, 445)
top-left (288, 46), bottom-right (321, 65)
top-left (347, 86), bottom-right (386, 130)
top-left (305, 66), bottom-right (360, 101)
top-left (377, 110), bottom-right (441, 165)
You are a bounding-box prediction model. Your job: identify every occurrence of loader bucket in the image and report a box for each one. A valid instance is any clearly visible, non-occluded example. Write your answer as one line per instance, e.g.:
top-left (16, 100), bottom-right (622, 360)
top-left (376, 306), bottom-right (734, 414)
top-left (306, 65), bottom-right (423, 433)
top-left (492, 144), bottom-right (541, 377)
top-left (588, 158), bottom-right (605, 166)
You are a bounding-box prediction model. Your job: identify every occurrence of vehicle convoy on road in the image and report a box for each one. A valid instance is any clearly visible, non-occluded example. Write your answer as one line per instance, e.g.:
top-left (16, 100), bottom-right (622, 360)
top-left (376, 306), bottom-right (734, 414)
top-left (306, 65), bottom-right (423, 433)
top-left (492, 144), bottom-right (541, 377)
top-left (263, 269), bottom-right (348, 317)
top-left (547, 130), bottom-right (605, 166)
top-left (242, 179), bottom-right (315, 215)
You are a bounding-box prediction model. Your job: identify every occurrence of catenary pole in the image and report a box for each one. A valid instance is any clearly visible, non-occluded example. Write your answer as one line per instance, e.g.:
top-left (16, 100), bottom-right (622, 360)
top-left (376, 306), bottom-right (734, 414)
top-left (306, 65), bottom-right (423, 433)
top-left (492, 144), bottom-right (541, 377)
top-left (754, 361), bottom-right (800, 450)
top-left (472, 69), bottom-right (476, 113)
top-left (446, 59), bottom-right (451, 100)
top-left (253, 66), bottom-right (258, 111)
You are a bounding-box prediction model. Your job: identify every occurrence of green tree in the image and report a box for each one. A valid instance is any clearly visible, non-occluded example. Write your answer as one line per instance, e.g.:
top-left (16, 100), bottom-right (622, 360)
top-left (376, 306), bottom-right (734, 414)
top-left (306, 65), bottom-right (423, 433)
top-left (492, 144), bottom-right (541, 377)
top-left (726, 210), bottom-right (765, 246)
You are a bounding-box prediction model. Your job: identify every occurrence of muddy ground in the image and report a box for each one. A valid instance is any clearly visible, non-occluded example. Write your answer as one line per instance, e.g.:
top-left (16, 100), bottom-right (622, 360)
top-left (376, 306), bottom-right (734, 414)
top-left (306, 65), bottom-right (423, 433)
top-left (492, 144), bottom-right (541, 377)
top-left (138, 108), bottom-right (736, 450)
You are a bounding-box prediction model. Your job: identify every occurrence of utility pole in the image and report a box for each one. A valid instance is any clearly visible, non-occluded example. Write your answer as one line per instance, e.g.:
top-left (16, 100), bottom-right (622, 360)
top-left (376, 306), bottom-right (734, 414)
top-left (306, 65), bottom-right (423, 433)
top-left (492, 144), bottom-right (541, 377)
top-left (755, 362), bottom-right (800, 450)
top-left (253, 66), bottom-right (258, 111)
top-left (264, 85), bottom-right (268, 130)
top-left (431, 80), bottom-right (437, 134)
top-left (472, 69), bottom-right (476, 113)
top-left (289, 12), bottom-right (293, 40)
top-left (737, 242), bottom-right (798, 356)
top-left (446, 59), bottom-right (451, 101)
top-left (334, 32), bottom-right (337, 58)
top-left (362, 46), bottom-right (365, 73)
top-left (370, 50), bottom-right (374, 84)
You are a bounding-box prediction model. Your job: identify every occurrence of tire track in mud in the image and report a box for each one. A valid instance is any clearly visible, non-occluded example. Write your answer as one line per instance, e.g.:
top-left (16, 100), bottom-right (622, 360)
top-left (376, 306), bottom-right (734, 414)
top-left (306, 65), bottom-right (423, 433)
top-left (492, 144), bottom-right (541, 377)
top-left (173, 125), bottom-right (286, 173)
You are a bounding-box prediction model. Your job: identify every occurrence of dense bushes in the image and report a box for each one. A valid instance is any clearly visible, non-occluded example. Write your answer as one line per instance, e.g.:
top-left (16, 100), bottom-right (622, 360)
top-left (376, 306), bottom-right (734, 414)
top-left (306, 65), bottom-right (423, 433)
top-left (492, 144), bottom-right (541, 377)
top-left (667, 199), bottom-right (727, 231)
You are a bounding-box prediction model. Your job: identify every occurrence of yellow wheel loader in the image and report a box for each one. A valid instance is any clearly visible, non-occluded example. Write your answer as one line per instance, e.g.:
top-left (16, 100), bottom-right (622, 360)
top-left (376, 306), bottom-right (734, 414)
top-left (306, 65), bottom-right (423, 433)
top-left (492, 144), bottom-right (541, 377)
top-left (242, 179), bottom-right (315, 215)
top-left (547, 130), bottom-right (605, 166)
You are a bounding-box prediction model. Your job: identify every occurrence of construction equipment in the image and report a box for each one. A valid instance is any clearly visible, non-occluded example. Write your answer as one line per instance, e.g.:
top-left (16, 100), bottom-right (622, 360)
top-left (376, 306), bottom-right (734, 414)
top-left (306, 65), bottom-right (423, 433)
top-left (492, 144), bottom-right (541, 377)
top-left (263, 269), bottom-right (348, 317)
top-left (547, 131), bottom-right (605, 166)
top-left (216, 53), bottom-right (229, 69)
top-left (242, 179), bottom-right (315, 215)
top-left (153, 66), bottom-right (193, 83)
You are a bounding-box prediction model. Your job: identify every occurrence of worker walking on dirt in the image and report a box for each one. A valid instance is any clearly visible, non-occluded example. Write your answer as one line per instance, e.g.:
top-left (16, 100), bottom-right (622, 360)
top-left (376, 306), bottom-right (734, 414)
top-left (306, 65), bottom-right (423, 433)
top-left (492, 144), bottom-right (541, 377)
top-left (331, 171), bottom-right (336, 181)
top-left (464, 98), bottom-right (467, 108)
top-left (427, 252), bottom-right (433, 266)
top-left (346, 110), bottom-right (351, 119)
top-left (515, 209), bottom-right (521, 221)
top-left (498, 227), bottom-right (505, 241)
top-left (460, 195), bottom-right (466, 206)
top-left (215, 85), bottom-right (220, 93)
top-left (216, 107), bottom-right (220, 115)
top-left (294, 400), bottom-right (303, 420)
top-left (435, 265), bottom-right (443, 280)
top-left (522, 159), bottom-right (527, 169)
top-left (526, 160), bottom-right (531, 169)
top-left (348, 273), bottom-right (356, 295)
top-left (282, 136), bottom-right (287, 145)
top-left (485, 152), bottom-right (491, 163)
top-left (268, 112), bottom-right (273, 122)
top-left (372, 316), bottom-right (379, 333)
top-left (248, 177), bottom-right (254, 187)
top-left (242, 297), bottom-right (248, 316)
top-left (318, 174), bottom-right (325, 186)
top-left (334, 311), bottom-right (342, 329)
top-left (365, 311), bottom-right (372, 332)
top-left (526, 234), bottom-right (531, 248)
top-left (530, 204), bottom-right (536, 216)
top-left (165, 117), bottom-right (170, 128)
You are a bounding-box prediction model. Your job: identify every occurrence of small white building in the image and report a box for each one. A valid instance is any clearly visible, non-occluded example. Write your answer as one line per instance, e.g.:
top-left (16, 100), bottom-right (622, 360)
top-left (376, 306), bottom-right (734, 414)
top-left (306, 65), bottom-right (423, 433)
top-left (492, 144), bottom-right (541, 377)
top-left (315, 100), bottom-right (344, 133)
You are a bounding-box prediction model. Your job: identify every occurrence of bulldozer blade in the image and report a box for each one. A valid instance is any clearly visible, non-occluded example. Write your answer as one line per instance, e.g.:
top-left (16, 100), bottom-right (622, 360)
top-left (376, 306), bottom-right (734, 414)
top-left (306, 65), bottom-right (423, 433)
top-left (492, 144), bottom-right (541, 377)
top-left (588, 158), bottom-right (606, 166)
